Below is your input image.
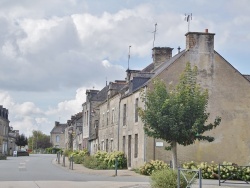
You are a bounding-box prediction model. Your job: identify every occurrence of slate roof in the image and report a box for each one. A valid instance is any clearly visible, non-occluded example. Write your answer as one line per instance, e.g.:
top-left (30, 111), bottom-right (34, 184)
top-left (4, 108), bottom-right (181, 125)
top-left (243, 75), bottom-right (250, 82)
top-left (142, 63), bottom-right (154, 72)
top-left (50, 123), bottom-right (67, 134)
top-left (129, 77), bottom-right (151, 92)
top-left (91, 85), bottom-right (109, 101)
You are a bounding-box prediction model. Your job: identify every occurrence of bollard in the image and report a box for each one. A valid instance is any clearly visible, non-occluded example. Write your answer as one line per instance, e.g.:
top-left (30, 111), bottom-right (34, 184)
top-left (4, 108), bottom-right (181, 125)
top-left (69, 156), bottom-right (71, 169)
top-left (62, 155), bottom-right (65, 167)
top-left (199, 168), bottom-right (202, 188)
top-left (58, 153), bottom-right (60, 164)
top-left (177, 167), bottom-right (180, 188)
top-left (71, 156), bottom-right (74, 170)
top-left (115, 156), bottom-right (118, 176)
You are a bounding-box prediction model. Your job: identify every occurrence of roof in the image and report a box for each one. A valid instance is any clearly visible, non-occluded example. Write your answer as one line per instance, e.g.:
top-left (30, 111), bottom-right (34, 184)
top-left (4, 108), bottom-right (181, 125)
top-left (243, 75), bottom-right (250, 82)
top-left (50, 123), bottom-right (67, 134)
top-left (142, 63), bottom-right (154, 72)
top-left (91, 85), bottom-right (109, 101)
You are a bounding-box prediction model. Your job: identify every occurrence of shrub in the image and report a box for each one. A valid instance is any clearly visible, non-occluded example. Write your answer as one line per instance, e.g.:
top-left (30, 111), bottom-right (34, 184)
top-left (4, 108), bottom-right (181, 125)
top-left (83, 155), bottom-right (108, 169)
top-left (106, 151), bottom-right (127, 169)
top-left (73, 155), bottom-right (84, 164)
top-left (45, 147), bottom-right (62, 154)
top-left (83, 151), bottom-right (127, 170)
top-left (63, 149), bottom-right (73, 157)
top-left (181, 161), bottom-right (250, 181)
top-left (70, 149), bottom-right (89, 164)
top-left (140, 160), bottom-right (168, 175)
top-left (151, 168), bottom-right (193, 188)
top-left (0, 154), bottom-right (7, 160)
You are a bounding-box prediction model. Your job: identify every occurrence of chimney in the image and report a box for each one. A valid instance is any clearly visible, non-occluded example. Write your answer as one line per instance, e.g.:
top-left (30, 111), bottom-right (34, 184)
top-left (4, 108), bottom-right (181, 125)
top-left (152, 47), bottom-right (173, 69)
top-left (185, 29), bottom-right (215, 53)
top-left (185, 29), bottom-right (216, 76)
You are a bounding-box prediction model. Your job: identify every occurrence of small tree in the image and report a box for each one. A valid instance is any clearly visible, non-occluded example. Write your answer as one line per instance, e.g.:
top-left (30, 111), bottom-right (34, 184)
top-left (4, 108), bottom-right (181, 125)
top-left (139, 62), bottom-right (221, 169)
top-left (28, 130), bottom-right (52, 151)
top-left (15, 134), bottom-right (28, 149)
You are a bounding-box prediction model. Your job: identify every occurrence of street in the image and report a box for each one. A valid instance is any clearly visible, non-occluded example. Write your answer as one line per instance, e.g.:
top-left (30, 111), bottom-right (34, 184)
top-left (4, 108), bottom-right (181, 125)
top-left (0, 154), bottom-right (150, 188)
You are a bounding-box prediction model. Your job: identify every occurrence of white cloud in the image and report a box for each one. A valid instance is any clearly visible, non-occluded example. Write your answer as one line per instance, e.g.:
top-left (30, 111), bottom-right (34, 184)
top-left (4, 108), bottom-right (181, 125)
top-left (0, 0), bottom-right (250, 137)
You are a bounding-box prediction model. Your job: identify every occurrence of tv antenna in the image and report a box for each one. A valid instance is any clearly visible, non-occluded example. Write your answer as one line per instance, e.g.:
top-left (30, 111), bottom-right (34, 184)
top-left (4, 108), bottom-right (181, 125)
top-left (127, 45), bottom-right (131, 70)
top-left (152, 23), bottom-right (157, 48)
top-left (185, 13), bottom-right (192, 32)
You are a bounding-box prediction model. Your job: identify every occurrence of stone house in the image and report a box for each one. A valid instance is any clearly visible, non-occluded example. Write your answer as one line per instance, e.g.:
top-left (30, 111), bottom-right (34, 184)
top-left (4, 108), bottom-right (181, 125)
top-left (96, 29), bottom-right (250, 168)
top-left (67, 112), bottom-right (83, 151)
top-left (97, 81), bottom-right (127, 154)
top-left (82, 87), bottom-right (109, 154)
top-left (0, 105), bottom-right (10, 155)
top-left (50, 121), bottom-right (67, 149)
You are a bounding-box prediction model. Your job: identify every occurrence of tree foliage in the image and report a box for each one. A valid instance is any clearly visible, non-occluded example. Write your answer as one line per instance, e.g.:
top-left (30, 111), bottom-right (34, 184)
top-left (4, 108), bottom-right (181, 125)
top-left (15, 134), bottom-right (28, 147)
top-left (28, 130), bottom-right (52, 150)
top-left (139, 62), bottom-right (221, 167)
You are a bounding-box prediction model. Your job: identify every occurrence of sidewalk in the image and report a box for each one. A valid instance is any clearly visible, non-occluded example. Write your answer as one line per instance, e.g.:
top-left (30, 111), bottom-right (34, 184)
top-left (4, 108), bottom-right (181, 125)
top-left (53, 156), bottom-right (145, 177)
top-left (52, 156), bottom-right (248, 188)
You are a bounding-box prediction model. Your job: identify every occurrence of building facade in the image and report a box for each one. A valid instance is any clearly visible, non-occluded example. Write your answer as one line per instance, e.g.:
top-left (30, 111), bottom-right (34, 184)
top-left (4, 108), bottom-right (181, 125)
top-left (50, 121), bottom-right (67, 149)
top-left (0, 105), bottom-right (10, 155)
top-left (53, 29), bottom-right (250, 168)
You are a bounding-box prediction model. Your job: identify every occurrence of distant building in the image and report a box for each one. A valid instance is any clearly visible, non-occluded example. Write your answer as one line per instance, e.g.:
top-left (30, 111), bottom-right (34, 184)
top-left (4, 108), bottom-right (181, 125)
top-left (67, 112), bottom-right (83, 151)
top-left (50, 121), bottom-right (67, 149)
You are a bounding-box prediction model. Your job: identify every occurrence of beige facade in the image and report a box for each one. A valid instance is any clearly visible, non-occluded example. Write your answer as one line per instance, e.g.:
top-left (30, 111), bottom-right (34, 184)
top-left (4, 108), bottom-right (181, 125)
top-left (53, 29), bottom-right (250, 168)
top-left (97, 29), bottom-right (250, 168)
top-left (98, 94), bottom-right (120, 153)
top-left (50, 121), bottom-right (67, 149)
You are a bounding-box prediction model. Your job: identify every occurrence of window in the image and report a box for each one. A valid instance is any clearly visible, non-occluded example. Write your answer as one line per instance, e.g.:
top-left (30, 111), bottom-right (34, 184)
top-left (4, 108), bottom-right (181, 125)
top-left (135, 98), bottom-right (139, 122)
top-left (84, 112), bottom-right (87, 126)
top-left (122, 136), bottom-right (126, 153)
top-left (56, 135), bottom-right (60, 143)
top-left (111, 108), bottom-right (115, 124)
top-left (86, 110), bottom-right (89, 126)
top-left (123, 104), bottom-right (127, 126)
top-left (110, 139), bottom-right (113, 152)
top-left (102, 113), bottom-right (105, 127)
top-left (106, 111), bottom-right (109, 126)
top-left (106, 139), bottom-right (109, 152)
top-left (94, 120), bottom-right (99, 129)
top-left (134, 134), bottom-right (138, 158)
top-left (101, 141), bottom-right (105, 151)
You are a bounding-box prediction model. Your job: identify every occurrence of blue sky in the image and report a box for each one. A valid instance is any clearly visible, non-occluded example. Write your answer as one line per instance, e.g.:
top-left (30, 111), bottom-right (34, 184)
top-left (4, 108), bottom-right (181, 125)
top-left (0, 0), bottom-right (249, 136)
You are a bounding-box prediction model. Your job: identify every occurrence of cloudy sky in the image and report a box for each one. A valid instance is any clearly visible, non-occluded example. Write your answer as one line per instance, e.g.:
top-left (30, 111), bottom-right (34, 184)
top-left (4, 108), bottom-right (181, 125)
top-left (0, 0), bottom-right (249, 137)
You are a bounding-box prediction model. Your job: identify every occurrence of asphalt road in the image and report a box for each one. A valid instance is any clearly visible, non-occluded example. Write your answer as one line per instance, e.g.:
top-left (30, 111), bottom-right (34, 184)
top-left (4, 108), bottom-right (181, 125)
top-left (0, 154), bottom-right (150, 188)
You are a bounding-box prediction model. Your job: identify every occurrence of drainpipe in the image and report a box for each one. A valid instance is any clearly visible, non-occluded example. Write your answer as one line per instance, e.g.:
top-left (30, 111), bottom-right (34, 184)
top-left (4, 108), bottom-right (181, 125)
top-left (117, 93), bottom-right (122, 151)
top-left (89, 102), bottom-right (92, 154)
top-left (144, 86), bottom-right (147, 162)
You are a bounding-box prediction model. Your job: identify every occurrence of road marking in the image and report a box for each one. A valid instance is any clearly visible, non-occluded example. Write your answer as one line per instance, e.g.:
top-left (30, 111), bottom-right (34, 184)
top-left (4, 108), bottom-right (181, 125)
top-left (19, 162), bottom-right (26, 171)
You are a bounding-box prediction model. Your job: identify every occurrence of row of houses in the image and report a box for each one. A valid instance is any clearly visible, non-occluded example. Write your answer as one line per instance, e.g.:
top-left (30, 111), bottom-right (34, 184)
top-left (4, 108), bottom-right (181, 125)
top-left (51, 29), bottom-right (250, 168)
top-left (0, 105), bottom-right (19, 156)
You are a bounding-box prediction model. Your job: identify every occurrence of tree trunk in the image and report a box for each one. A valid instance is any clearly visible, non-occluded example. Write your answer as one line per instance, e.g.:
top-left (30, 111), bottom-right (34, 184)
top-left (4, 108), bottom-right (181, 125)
top-left (171, 141), bottom-right (177, 169)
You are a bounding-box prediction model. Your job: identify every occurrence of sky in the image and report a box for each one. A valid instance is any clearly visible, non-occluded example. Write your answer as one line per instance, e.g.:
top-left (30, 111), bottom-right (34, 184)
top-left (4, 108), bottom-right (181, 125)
top-left (0, 0), bottom-right (249, 137)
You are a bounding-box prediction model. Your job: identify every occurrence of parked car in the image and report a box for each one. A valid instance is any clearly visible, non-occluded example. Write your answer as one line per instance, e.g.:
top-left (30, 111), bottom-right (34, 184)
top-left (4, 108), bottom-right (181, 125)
top-left (17, 150), bottom-right (29, 156)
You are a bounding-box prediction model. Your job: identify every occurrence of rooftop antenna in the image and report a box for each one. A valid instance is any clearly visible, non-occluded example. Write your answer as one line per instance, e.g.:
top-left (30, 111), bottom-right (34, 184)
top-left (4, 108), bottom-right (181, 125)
top-left (152, 23), bottom-right (157, 48)
top-left (106, 77), bottom-right (107, 86)
top-left (127, 45), bottom-right (131, 70)
top-left (185, 13), bottom-right (192, 32)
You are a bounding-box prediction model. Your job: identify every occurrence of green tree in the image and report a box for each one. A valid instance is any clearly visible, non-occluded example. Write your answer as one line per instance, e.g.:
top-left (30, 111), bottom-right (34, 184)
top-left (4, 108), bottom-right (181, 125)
top-left (15, 134), bottom-right (28, 149)
top-left (139, 63), bottom-right (221, 168)
top-left (28, 130), bottom-right (52, 151)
